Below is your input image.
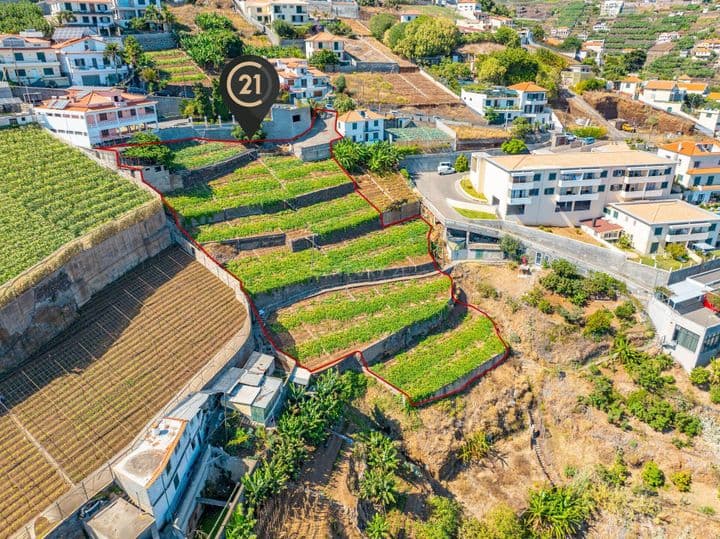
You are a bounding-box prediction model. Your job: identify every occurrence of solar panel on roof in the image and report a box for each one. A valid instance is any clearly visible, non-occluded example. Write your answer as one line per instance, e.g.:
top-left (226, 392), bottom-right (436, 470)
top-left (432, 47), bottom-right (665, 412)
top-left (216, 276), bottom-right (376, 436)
top-left (52, 26), bottom-right (97, 41)
top-left (52, 100), bottom-right (70, 109)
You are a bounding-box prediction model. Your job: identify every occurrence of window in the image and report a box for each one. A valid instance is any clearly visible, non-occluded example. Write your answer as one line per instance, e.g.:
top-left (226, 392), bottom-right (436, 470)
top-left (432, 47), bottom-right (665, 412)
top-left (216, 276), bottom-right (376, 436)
top-left (664, 167), bottom-right (672, 175)
top-left (661, 181), bottom-right (668, 188)
top-left (555, 201), bottom-right (572, 212)
top-left (649, 242), bottom-right (658, 253)
top-left (533, 173), bottom-right (541, 181)
top-left (709, 176), bottom-right (715, 185)
top-left (613, 169), bottom-right (625, 177)
top-left (173, 475), bottom-right (180, 489)
top-left (99, 112), bottom-right (108, 121)
top-left (544, 187), bottom-right (554, 195)
top-left (694, 177), bottom-right (701, 186)
top-left (573, 200), bottom-right (591, 211)
top-left (292, 114), bottom-right (300, 122)
top-left (654, 227), bottom-right (663, 235)
top-left (694, 161), bottom-right (701, 168)
top-left (14, 52), bottom-right (23, 61)
top-left (43, 68), bottom-right (53, 75)
top-left (351, 122), bottom-right (356, 129)
top-left (600, 170), bottom-right (608, 178)
top-left (710, 224), bottom-right (717, 232)
top-left (598, 185), bottom-right (605, 192)
top-left (528, 188), bottom-right (539, 196)
top-left (506, 204), bottom-right (525, 215)
top-left (16, 69), bottom-right (26, 77)
top-left (702, 332), bottom-right (720, 353)
top-left (37, 52), bottom-right (46, 62)
top-left (673, 325), bottom-right (699, 353)
top-left (548, 172), bottom-right (556, 180)
top-left (610, 184), bottom-right (622, 191)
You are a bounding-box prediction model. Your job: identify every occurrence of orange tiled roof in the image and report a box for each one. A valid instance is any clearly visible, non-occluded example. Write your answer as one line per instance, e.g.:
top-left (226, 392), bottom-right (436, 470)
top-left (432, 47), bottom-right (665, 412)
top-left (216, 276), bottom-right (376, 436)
top-left (707, 92), bottom-right (720, 102)
top-left (622, 76), bottom-right (642, 83)
top-left (306, 32), bottom-right (344, 42)
top-left (337, 109), bottom-right (385, 123)
top-left (658, 140), bottom-right (720, 156)
top-left (508, 82), bottom-right (547, 92)
top-left (38, 89), bottom-right (153, 112)
top-left (644, 80), bottom-right (676, 90)
top-left (678, 81), bottom-right (708, 92)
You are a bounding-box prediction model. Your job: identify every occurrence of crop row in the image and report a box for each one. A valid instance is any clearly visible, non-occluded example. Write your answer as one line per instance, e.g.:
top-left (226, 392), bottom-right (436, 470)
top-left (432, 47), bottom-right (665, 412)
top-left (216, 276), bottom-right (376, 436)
top-left (170, 141), bottom-right (243, 170)
top-left (0, 126), bottom-right (150, 283)
top-left (372, 313), bottom-right (506, 401)
top-left (226, 219), bottom-right (430, 296)
top-left (194, 193), bottom-right (377, 242)
top-left (270, 276), bottom-right (450, 361)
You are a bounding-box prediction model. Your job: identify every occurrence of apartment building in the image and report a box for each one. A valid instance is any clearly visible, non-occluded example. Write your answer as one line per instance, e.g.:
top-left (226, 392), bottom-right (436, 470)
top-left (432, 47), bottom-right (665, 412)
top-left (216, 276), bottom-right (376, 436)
top-left (273, 57), bottom-right (330, 102)
top-left (469, 150), bottom-right (676, 226)
top-left (657, 139), bottom-right (720, 204)
top-left (0, 32), bottom-right (68, 87)
top-left (604, 199), bottom-right (720, 255)
top-left (600, 0), bottom-right (624, 17)
top-left (456, 0), bottom-right (482, 20)
top-left (35, 87), bottom-right (158, 147)
top-left (237, 0), bottom-right (308, 24)
top-left (54, 36), bottom-right (127, 86)
top-left (48, 0), bottom-right (161, 30)
top-left (113, 393), bottom-right (215, 530)
top-left (337, 109), bottom-right (385, 142)
top-left (649, 269), bottom-right (720, 370)
top-left (305, 32), bottom-right (345, 61)
top-left (460, 82), bottom-right (551, 127)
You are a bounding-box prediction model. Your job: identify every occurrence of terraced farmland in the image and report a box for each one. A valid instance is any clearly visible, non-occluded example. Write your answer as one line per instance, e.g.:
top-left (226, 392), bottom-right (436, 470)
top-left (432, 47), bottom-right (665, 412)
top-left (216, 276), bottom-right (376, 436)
top-left (371, 312), bottom-right (506, 402)
top-left (145, 49), bottom-right (209, 85)
top-left (0, 247), bottom-right (246, 535)
top-left (169, 140), bottom-right (245, 170)
top-left (268, 276), bottom-right (451, 367)
top-left (0, 126), bottom-right (151, 284)
top-left (166, 155), bottom-right (350, 222)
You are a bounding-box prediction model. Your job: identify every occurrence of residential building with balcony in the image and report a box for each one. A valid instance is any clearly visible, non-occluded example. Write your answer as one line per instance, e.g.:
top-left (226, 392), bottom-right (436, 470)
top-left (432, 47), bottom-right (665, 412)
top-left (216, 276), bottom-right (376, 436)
top-left (0, 32), bottom-right (68, 87)
top-left (54, 35), bottom-right (127, 86)
top-left (48, 0), bottom-right (115, 31)
top-left (35, 87), bottom-right (158, 147)
top-left (114, 0), bottom-right (163, 27)
top-left (649, 268), bottom-right (720, 370)
top-left (456, 0), bottom-right (482, 20)
top-left (460, 82), bottom-right (551, 127)
top-left (469, 149), bottom-right (676, 226)
top-left (305, 32), bottom-right (345, 61)
top-left (270, 0), bottom-right (308, 24)
top-left (337, 109), bottom-right (385, 142)
top-left (657, 139), bottom-right (720, 204)
top-left (237, 0), bottom-right (271, 24)
top-left (618, 75), bottom-right (641, 97)
top-left (273, 57), bottom-right (330, 102)
top-left (604, 199), bottom-right (720, 255)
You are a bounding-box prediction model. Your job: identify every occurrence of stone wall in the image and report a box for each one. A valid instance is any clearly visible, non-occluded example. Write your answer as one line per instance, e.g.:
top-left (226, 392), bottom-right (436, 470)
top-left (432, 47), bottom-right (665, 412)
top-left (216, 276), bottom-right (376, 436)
top-left (179, 148), bottom-right (258, 188)
top-left (0, 205), bottom-right (172, 372)
top-left (308, 0), bottom-right (359, 18)
top-left (128, 32), bottom-right (176, 51)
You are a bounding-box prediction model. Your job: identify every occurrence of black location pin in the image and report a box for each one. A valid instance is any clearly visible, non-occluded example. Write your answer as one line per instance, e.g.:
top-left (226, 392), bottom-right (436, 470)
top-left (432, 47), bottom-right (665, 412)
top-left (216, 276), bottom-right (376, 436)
top-left (219, 55), bottom-right (280, 138)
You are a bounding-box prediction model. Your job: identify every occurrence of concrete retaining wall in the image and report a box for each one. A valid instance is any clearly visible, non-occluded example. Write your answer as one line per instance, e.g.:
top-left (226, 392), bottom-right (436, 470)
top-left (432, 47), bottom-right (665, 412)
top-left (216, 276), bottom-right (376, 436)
top-left (381, 200), bottom-right (421, 224)
top-left (401, 152), bottom-right (473, 173)
top-left (128, 32), bottom-right (176, 51)
top-left (0, 206), bottom-right (172, 372)
top-left (308, 0), bottom-right (359, 18)
top-left (179, 148), bottom-right (258, 188)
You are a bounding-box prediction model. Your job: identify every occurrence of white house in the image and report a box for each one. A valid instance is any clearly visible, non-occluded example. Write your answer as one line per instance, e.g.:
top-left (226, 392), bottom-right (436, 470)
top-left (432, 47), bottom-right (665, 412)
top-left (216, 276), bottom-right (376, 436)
top-left (657, 139), bottom-right (720, 204)
top-left (618, 75), bottom-right (641, 97)
top-left (657, 31), bottom-right (680, 43)
top-left (456, 0), bottom-right (482, 20)
top-left (648, 269), bottom-right (720, 371)
top-left (273, 57), bottom-right (330, 102)
top-left (400, 12), bottom-right (419, 23)
top-left (604, 199), bottom-right (720, 255)
top-left (112, 393), bottom-right (214, 530)
top-left (305, 32), bottom-right (345, 61)
top-left (694, 93), bottom-right (720, 136)
top-left (337, 109), bottom-right (385, 142)
top-left (600, 0), bottom-right (624, 17)
top-left (54, 36), bottom-right (128, 86)
top-left (578, 40), bottom-right (604, 65)
top-left (469, 149), bottom-right (676, 226)
top-left (460, 82), bottom-right (551, 127)
top-left (638, 80), bottom-right (685, 113)
top-left (35, 87), bottom-right (158, 148)
top-left (550, 27), bottom-right (571, 40)
top-left (0, 32), bottom-right (68, 87)
top-left (237, 0), bottom-right (308, 24)
top-left (48, 0), bottom-right (161, 31)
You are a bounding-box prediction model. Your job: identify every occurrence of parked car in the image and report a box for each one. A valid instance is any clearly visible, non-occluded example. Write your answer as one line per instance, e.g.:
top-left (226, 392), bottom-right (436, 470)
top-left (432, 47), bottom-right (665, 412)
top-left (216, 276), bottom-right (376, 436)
top-left (563, 132), bottom-right (577, 141)
top-left (437, 162), bottom-right (456, 175)
top-left (79, 498), bottom-right (107, 520)
top-left (580, 136), bottom-right (596, 145)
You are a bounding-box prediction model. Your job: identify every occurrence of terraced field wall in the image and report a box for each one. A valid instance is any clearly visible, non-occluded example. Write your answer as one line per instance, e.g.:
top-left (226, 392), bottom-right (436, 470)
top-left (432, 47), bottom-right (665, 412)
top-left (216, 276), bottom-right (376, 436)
top-left (0, 202), bottom-right (172, 372)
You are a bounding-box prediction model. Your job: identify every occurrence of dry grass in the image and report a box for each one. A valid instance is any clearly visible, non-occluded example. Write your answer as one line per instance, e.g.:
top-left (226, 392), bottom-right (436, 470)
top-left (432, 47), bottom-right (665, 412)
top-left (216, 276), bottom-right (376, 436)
top-left (168, 0), bottom-right (270, 46)
top-left (451, 124), bottom-right (508, 140)
top-left (345, 72), bottom-right (459, 106)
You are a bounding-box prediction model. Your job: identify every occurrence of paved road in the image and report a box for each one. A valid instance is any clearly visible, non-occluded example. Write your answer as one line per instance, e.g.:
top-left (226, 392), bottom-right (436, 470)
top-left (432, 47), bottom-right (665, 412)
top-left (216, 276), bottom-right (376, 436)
top-left (414, 171), bottom-right (479, 224)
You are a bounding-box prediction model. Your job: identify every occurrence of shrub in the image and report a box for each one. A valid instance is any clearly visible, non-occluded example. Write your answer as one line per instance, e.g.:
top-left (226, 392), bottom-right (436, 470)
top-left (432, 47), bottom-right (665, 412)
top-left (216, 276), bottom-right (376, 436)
top-left (454, 154), bottom-right (469, 173)
top-left (309, 49), bottom-right (339, 69)
top-left (326, 20), bottom-right (352, 36)
top-left (564, 465), bottom-right (578, 478)
top-left (333, 93), bottom-right (356, 113)
top-left (523, 485), bottom-right (593, 539)
top-left (477, 282), bottom-right (499, 299)
top-left (463, 503), bottom-right (524, 539)
top-left (558, 306), bottom-right (585, 326)
top-left (665, 242), bottom-right (688, 261)
top-left (537, 299), bottom-right (554, 314)
top-left (501, 138), bottom-right (528, 154)
top-left (522, 286), bottom-right (544, 308)
top-left (418, 496), bottom-right (461, 539)
top-left (499, 235), bottom-right (523, 261)
top-left (614, 301), bottom-right (636, 322)
top-left (626, 390), bottom-right (675, 431)
top-left (366, 513), bottom-right (390, 539)
top-left (459, 431), bottom-right (492, 463)
top-left (195, 12), bottom-right (233, 30)
top-left (334, 74), bottom-right (346, 93)
top-left (711, 385), bottom-right (720, 404)
top-left (570, 126), bottom-right (607, 139)
top-left (675, 412), bottom-right (701, 437)
top-left (596, 451), bottom-right (630, 487)
top-left (616, 235), bottom-right (633, 249)
top-left (574, 77), bottom-right (606, 94)
top-left (123, 132), bottom-right (174, 167)
top-left (670, 470), bottom-right (692, 492)
top-left (641, 461), bottom-right (665, 488)
top-left (699, 506), bottom-right (716, 516)
top-left (583, 309), bottom-right (614, 340)
top-left (369, 12), bottom-right (396, 40)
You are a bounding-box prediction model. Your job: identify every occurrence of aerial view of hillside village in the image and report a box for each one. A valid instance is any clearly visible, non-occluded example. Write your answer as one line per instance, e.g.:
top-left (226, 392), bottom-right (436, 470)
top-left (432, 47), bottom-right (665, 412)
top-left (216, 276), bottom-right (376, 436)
top-left (3, 0), bottom-right (720, 536)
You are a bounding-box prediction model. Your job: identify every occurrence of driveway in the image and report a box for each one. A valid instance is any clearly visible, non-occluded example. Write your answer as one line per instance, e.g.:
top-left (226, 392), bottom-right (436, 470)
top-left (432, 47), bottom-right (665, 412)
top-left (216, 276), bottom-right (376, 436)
top-left (413, 171), bottom-right (478, 223)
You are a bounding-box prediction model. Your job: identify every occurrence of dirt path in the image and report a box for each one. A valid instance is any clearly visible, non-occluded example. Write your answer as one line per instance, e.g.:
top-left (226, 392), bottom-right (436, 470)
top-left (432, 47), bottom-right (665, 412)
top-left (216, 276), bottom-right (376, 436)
top-left (567, 92), bottom-right (625, 140)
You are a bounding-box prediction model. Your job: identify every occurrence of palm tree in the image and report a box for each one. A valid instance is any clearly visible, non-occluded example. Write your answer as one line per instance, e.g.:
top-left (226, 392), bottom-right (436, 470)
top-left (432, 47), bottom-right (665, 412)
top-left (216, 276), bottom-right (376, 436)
top-left (160, 5), bottom-right (176, 31)
top-left (139, 67), bottom-right (159, 92)
top-left (103, 42), bottom-right (121, 85)
top-left (143, 5), bottom-right (160, 30)
top-left (54, 10), bottom-right (75, 26)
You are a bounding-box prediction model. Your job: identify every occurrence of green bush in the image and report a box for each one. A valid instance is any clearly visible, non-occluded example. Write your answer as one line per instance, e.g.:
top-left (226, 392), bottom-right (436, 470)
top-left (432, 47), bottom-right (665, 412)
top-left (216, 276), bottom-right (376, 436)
top-left (537, 299), bottom-right (554, 314)
top-left (195, 12), bottom-right (233, 30)
top-left (463, 503), bottom-right (524, 539)
top-left (574, 78), bottom-right (606, 94)
top-left (454, 154), bottom-right (469, 173)
top-left (309, 49), bottom-right (339, 69)
top-left (523, 485), bottom-right (593, 539)
top-left (626, 390), bottom-right (675, 432)
top-left (689, 367), bottom-right (710, 387)
top-left (710, 385), bottom-right (720, 404)
top-left (570, 126), bottom-right (607, 139)
top-left (670, 470), bottom-right (692, 492)
top-left (325, 20), bottom-right (352, 36)
top-left (642, 461), bottom-right (665, 488)
top-left (418, 497), bottom-right (461, 539)
top-left (499, 235), bottom-right (523, 261)
top-left (501, 138), bottom-right (528, 155)
top-left (596, 451), bottom-right (630, 487)
top-left (665, 242), bottom-right (687, 261)
top-left (369, 12), bottom-right (396, 40)
top-left (614, 301), bottom-right (636, 322)
top-left (333, 93), bottom-right (355, 113)
top-left (583, 308), bottom-right (614, 340)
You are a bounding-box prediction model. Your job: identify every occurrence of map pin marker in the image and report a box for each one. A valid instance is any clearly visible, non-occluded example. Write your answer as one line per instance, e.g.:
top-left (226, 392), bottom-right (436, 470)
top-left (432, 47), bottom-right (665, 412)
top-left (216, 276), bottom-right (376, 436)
top-left (219, 55), bottom-right (280, 138)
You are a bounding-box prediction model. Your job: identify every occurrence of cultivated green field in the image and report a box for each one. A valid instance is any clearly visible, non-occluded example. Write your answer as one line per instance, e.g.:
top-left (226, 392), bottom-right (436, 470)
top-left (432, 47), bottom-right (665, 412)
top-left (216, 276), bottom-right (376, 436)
top-left (145, 49), bottom-right (208, 85)
top-left (166, 156), bottom-right (349, 221)
top-left (269, 276), bottom-right (451, 363)
top-left (372, 313), bottom-right (506, 401)
top-left (170, 140), bottom-right (244, 170)
top-left (0, 127), bottom-right (151, 284)
top-left (194, 192), bottom-right (378, 242)
top-left (226, 219), bottom-right (431, 296)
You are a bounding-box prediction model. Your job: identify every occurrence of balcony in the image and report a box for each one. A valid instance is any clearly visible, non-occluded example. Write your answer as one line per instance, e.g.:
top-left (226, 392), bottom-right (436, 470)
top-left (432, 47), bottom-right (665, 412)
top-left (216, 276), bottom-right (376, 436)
top-left (618, 188), bottom-right (665, 199)
top-left (507, 181), bottom-right (535, 190)
top-left (557, 176), bottom-right (603, 187)
top-left (555, 192), bottom-right (599, 202)
top-left (508, 196), bottom-right (532, 204)
top-left (665, 231), bottom-right (710, 243)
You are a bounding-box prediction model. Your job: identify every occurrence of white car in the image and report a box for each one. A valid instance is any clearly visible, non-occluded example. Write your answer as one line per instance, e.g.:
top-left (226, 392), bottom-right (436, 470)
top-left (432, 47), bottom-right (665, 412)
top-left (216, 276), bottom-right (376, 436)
top-left (437, 162), bottom-right (456, 175)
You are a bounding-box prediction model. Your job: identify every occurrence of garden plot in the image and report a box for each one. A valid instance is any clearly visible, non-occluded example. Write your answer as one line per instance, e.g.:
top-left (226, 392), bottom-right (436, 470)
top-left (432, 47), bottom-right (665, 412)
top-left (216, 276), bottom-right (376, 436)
top-left (193, 192), bottom-right (378, 243)
top-left (169, 140), bottom-right (245, 170)
top-left (0, 126), bottom-right (151, 284)
top-left (225, 219), bottom-right (432, 297)
top-left (267, 275), bottom-right (451, 367)
top-left (355, 170), bottom-right (419, 212)
top-left (145, 49), bottom-right (210, 85)
top-left (344, 73), bottom-right (459, 106)
top-left (371, 311), bottom-right (506, 402)
top-left (166, 155), bottom-right (350, 222)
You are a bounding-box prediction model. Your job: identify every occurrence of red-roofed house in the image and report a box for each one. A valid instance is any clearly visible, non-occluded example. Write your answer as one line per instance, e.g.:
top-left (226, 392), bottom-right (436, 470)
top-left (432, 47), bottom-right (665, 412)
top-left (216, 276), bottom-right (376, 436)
top-left (461, 82), bottom-right (551, 126)
top-left (638, 80), bottom-right (685, 113)
top-left (35, 87), bottom-right (158, 147)
top-left (272, 58), bottom-right (330, 102)
top-left (658, 139), bottom-right (720, 203)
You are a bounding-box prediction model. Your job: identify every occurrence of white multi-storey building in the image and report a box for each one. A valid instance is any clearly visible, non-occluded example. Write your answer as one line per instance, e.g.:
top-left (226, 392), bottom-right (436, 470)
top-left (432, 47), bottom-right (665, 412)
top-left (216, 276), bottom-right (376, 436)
top-left (237, 0), bottom-right (308, 25)
top-left (469, 150), bottom-right (676, 226)
top-left (657, 139), bottom-right (720, 204)
top-left (48, 0), bottom-right (162, 30)
top-left (273, 57), bottom-right (330, 102)
top-left (456, 0), bottom-right (482, 20)
top-left (461, 82), bottom-right (551, 127)
top-left (54, 36), bottom-right (127, 86)
top-left (305, 31), bottom-right (345, 61)
top-left (35, 87), bottom-right (158, 147)
top-left (337, 109), bottom-right (385, 142)
top-left (0, 32), bottom-right (68, 86)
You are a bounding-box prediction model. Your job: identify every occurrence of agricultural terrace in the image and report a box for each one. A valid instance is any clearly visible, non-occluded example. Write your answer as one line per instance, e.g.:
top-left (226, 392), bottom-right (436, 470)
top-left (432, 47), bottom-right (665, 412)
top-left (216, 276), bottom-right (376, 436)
top-left (267, 276), bottom-right (451, 367)
top-left (145, 49), bottom-right (210, 85)
top-left (371, 312), bottom-right (506, 402)
top-left (354, 170), bottom-right (419, 212)
top-left (601, 13), bottom-right (697, 53)
top-left (168, 140), bottom-right (245, 170)
top-left (166, 155), bottom-right (350, 222)
top-left (0, 247), bottom-right (247, 536)
top-left (343, 73), bottom-right (460, 106)
top-left (193, 192), bottom-right (378, 243)
top-left (0, 126), bottom-right (151, 284)
top-left (225, 219), bottom-right (432, 297)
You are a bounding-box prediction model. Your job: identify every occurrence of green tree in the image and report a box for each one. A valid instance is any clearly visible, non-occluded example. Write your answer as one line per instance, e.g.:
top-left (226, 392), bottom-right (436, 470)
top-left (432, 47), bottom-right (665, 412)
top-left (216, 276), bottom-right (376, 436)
top-left (427, 59), bottom-right (472, 93)
top-left (501, 138), bottom-right (527, 155)
top-left (454, 154), bottom-right (469, 173)
top-left (476, 56), bottom-right (507, 84)
top-left (333, 93), bottom-right (356, 113)
top-left (499, 235), bottom-right (523, 261)
top-left (665, 243), bottom-right (687, 261)
top-left (195, 12), bottom-right (234, 30)
top-left (510, 117), bottom-right (533, 139)
top-left (366, 513), bottom-right (390, 539)
top-left (122, 36), bottom-right (145, 70)
top-left (309, 49), bottom-right (338, 69)
top-left (575, 78), bottom-right (606, 94)
top-left (531, 24), bottom-right (545, 42)
top-left (494, 26), bottom-right (520, 47)
top-left (0, 1), bottom-right (51, 35)
top-left (334, 74), bottom-right (346, 93)
top-left (383, 22), bottom-right (407, 50)
top-left (523, 485), bottom-right (593, 539)
top-left (54, 10), bottom-right (75, 26)
top-left (393, 16), bottom-right (460, 59)
top-left (642, 461), bottom-right (665, 488)
top-left (560, 36), bottom-right (582, 52)
top-left (123, 132), bottom-right (174, 167)
top-left (139, 66), bottom-right (160, 91)
top-left (103, 42), bottom-right (123, 85)
top-left (369, 12), bottom-right (396, 40)
top-left (367, 141), bottom-right (401, 173)
top-left (493, 47), bottom-right (540, 85)
top-left (583, 308), bottom-right (614, 340)
top-left (180, 29), bottom-right (243, 69)
top-left (326, 20), bottom-right (353, 36)
top-left (614, 301), bottom-right (636, 322)
top-left (670, 470), bottom-right (692, 492)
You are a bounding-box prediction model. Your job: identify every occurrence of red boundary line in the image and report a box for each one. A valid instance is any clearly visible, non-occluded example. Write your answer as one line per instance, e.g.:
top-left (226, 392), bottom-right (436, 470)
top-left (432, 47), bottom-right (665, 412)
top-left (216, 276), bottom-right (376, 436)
top-left (99, 109), bottom-right (510, 407)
